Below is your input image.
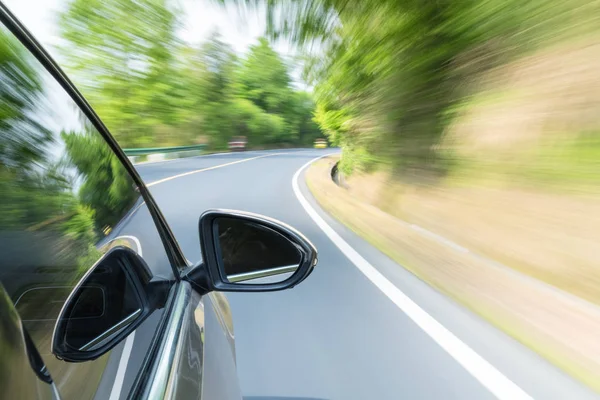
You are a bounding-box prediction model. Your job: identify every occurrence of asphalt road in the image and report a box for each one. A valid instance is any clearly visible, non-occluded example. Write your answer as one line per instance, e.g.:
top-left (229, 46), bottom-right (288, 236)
top-left (134, 149), bottom-right (598, 400)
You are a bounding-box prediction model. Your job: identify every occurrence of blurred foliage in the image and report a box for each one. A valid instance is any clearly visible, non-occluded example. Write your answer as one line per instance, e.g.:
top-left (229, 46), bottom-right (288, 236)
top-left (0, 29), bottom-right (74, 230)
top-left (58, 0), bottom-right (184, 148)
top-left (0, 23), bottom-right (137, 248)
top-left (220, 0), bottom-right (600, 179)
top-left (58, 0), bottom-right (323, 150)
top-left (0, 31), bottom-right (52, 173)
top-left (61, 130), bottom-right (137, 231)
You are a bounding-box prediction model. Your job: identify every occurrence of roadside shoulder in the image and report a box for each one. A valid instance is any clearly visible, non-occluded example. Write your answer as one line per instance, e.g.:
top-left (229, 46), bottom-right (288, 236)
top-left (301, 155), bottom-right (600, 397)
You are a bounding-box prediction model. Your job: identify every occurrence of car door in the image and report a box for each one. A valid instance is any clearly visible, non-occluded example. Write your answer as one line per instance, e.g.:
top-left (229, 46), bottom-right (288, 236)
top-left (0, 5), bottom-right (318, 400)
top-left (0, 6), bottom-right (216, 399)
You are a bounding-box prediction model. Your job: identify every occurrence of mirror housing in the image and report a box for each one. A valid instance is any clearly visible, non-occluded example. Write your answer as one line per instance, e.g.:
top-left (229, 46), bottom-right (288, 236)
top-left (52, 247), bottom-right (169, 362)
top-left (186, 210), bottom-right (317, 294)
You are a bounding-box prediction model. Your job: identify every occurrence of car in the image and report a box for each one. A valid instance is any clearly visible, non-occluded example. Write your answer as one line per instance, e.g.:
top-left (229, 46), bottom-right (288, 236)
top-left (228, 135), bottom-right (248, 151)
top-left (314, 138), bottom-right (328, 149)
top-left (0, 6), bottom-right (317, 400)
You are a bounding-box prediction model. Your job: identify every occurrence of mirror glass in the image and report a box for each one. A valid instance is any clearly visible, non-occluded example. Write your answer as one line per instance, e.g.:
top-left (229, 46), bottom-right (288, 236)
top-left (215, 217), bottom-right (302, 284)
top-left (58, 258), bottom-right (142, 352)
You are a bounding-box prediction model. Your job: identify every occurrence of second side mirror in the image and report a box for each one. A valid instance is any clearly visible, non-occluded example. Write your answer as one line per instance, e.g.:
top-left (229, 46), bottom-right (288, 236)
top-left (186, 210), bottom-right (317, 293)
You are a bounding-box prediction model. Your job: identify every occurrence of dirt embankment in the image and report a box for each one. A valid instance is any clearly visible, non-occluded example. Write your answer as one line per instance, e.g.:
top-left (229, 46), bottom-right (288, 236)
top-left (307, 156), bottom-right (600, 391)
top-left (444, 37), bottom-right (600, 191)
top-left (307, 36), bottom-right (600, 388)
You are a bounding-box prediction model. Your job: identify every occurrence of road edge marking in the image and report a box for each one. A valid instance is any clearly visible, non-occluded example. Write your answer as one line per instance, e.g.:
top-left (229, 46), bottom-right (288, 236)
top-left (109, 331), bottom-right (136, 400)
top-left (147, 153), bottom-right (283, 187)
top-left (292, 154), bottom-right (532, 400)
top-left (135, 150), bottom-right (247, 167)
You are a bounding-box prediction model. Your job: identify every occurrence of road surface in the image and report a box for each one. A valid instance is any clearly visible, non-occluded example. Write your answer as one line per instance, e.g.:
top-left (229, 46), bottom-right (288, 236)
top-left (131, 149), bottom-right (596, 400)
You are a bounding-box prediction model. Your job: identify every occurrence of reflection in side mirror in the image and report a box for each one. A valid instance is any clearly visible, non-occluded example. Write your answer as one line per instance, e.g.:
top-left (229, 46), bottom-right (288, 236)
top-left (189, 209), bottom-right (318, 294)
top-left (216, 217), bottom-right (302, 284)
top-left (52, 247), bottom-right (167, 362)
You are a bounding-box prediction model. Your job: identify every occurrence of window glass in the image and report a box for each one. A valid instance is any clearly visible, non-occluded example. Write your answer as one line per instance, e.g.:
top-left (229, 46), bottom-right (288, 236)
top-left (0, 24), bottom-right (172, 399)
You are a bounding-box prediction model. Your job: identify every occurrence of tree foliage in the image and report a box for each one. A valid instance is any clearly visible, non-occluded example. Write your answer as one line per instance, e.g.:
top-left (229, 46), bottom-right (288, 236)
top-left (58, 2), bottom-right (323, 150)
top-left (61, 130), bottom-right (137, 231)
top-left (58, 0), bottom-right (184, 148)
top-left (0, 27), bottom-right (103, 258)
top-left (221, 0), bottom-right (600, 173)
top-left (0, 32), bottom-right (53, 175)
top-left (0, 30), bottom-right (67, 229)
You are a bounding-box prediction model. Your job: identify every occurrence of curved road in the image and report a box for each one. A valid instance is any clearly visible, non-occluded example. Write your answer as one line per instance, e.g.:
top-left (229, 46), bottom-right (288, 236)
top-left (135, 149), bottom-right (597, 400)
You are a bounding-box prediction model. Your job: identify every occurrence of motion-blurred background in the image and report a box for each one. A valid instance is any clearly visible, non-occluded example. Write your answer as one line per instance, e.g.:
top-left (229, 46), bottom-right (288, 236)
top-left (4, 0), bottom-right (600, 392)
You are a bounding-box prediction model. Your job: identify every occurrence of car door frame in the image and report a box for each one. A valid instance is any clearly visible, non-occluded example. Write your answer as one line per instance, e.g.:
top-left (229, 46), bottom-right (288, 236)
top-left (0, 3), bottom-right (217, 399)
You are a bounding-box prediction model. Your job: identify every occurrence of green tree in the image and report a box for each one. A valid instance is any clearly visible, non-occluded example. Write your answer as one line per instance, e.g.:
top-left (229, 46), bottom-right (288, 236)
top-left (61, 130), bottom-right (137, 231)
top-left (58, 0), bottom-right (184, 147)
top-left (234, 38), bottom-right (299, 144)
top-left (193, 32), bottom-right (239, 148)
top-left (291, 91), bottom-right (322, 145)
top-left (221, 0), bottom-right (598, 173)
top-left (58, 2), bottom-right (323, 151)
top-left (0, 28), bottom-right (69, 229)
top-left (238, 38), bottom-right (293, 114)
top-left (0, 27), bottom-right (98, 255)
top-left (0, 30), bottom-right (52, 175)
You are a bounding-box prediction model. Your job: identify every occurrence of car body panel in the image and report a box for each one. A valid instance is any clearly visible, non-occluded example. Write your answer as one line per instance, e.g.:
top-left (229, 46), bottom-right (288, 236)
top-left (0, 5), bottom-right (240, 400)
top-left (0, 283), bottom-right (58, 400)
top-left (207, 291), bottom-right (236, 359)
top-left (131, 281), bottom-right (241, 400)
top-left (201, 293), bottom-right (243, 400)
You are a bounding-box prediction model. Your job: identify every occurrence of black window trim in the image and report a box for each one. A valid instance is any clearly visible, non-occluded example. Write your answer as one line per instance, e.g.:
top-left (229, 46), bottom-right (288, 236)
top-left (0, 2), bottom-right (189, 276)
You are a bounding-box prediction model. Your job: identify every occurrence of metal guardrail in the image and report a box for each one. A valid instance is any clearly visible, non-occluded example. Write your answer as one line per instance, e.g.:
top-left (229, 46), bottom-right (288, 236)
top-left (123, 144), bottom-right (206, 156)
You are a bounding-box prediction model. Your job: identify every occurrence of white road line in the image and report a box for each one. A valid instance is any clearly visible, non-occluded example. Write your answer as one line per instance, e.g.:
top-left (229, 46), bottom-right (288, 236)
top-left (292, 154), bottom-right (532, 400)
top-left (134, 157), bottom-right (187, 166)
top-left (106, 236), bottom-right (141, 400)
top-left (134, 151), bottom-right (236, 166)
top-left (146, 152), bottom-right (286, 187)
top-left (109, 331), bottom-right (136, 400)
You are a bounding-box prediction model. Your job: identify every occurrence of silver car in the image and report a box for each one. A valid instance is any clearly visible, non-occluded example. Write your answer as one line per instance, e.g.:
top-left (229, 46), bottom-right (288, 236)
top-left (0, 4), bottom-right (317, 399)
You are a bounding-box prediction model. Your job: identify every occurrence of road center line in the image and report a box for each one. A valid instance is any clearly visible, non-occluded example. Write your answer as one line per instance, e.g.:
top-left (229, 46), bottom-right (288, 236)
top-left (109, 331), bottom-right (136, 400)
top-left (146, 153), bottom-right (285, 187)
top-left (292, 154), bottom-right (532, 400)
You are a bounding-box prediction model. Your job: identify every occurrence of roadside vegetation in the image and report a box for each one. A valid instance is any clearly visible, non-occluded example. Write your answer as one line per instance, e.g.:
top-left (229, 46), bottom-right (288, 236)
top-left (0, 24), bottom-right (135, 261)
top-left (58, 0), bottom-right (323, 150)
top-left (308, 157), bottom-right (600, 389)
top-left (222, 0), bottom-right (600, 186)
top-left (3, 0), bottom-right (327, 259)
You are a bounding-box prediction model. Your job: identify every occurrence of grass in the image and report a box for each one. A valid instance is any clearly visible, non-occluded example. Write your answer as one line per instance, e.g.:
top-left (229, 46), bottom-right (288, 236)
top-left (464, 296), bottom-right (600, 391)
top-left (448, 135), bottom-right (600, 193)
top-left (306, 155), bottom-right (600, 392)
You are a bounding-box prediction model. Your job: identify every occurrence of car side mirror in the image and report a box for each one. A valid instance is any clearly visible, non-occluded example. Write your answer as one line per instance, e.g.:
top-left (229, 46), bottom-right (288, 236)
top-left (52, 247), bottom-right (168, 362)
top-left (186, 210), bottom-right (317, 293)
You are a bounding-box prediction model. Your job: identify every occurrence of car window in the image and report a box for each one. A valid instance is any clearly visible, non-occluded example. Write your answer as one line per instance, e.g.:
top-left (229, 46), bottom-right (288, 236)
top-left (0, 23), bottom-right (174, 400)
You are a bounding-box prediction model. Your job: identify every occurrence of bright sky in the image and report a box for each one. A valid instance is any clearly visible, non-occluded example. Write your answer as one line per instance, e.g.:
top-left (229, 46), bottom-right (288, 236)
top-left (2, 0), bottom-right (299, 80)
